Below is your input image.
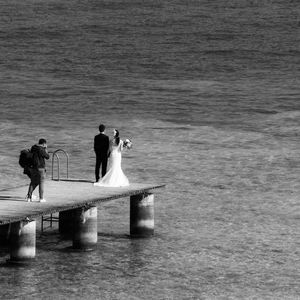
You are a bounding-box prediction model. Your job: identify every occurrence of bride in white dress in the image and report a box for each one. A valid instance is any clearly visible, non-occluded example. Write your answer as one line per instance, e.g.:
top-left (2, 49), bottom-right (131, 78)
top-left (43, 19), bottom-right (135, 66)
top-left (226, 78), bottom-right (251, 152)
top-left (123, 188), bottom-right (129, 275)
top-left (94, 129), bottom-right (129, 187)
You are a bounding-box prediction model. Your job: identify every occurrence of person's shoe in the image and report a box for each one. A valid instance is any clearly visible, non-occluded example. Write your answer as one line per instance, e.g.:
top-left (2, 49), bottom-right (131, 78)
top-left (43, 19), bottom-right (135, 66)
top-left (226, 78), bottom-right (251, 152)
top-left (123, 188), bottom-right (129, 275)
top-left (39, 198), bottom-right (46, 203)
top-left (25, 195), bottom-right (32, 202)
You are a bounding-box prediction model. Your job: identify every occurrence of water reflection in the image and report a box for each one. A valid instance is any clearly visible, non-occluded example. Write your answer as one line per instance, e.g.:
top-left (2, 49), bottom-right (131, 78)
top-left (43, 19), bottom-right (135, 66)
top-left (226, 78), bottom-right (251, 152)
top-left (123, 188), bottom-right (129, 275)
top-left (127, 238), bottom-right (152, 276)
top-left (0, 262), bottom-right (40, 298)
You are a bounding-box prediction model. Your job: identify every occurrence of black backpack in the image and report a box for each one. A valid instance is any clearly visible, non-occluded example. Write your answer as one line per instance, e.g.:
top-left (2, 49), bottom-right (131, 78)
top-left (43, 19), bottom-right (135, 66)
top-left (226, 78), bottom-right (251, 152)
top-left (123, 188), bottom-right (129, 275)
top-left (19, 149), bottom-right (33, 169)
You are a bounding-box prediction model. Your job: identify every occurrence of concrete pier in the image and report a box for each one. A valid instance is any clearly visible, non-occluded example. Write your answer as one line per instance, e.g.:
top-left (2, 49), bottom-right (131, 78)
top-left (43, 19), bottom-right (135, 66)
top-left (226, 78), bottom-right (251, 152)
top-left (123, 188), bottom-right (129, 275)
top-left (0, 180), bottom-right (165, 262)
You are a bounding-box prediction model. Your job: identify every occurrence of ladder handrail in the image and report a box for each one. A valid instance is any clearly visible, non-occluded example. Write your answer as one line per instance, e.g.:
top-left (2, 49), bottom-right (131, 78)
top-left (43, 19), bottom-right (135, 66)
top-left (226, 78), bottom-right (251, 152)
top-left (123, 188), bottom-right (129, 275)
top-left (42, 149), bottom-right (69, 232)
top-left (51, 152), bottom-right (59, 180)
top-left (50, 149), bottom-right (69, 180)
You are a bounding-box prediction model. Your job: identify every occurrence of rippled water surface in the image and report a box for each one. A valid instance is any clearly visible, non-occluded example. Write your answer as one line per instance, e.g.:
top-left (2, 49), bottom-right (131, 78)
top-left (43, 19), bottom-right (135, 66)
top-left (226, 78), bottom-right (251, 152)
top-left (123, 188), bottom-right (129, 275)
top-left (0, 0), bottom-right (299, 299)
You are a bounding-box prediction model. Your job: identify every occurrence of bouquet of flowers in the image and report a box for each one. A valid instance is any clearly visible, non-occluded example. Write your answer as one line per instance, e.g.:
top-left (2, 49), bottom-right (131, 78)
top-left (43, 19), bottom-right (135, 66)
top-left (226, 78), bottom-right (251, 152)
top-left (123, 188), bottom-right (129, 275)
top-left (123, 139), bottom-right (133, 149)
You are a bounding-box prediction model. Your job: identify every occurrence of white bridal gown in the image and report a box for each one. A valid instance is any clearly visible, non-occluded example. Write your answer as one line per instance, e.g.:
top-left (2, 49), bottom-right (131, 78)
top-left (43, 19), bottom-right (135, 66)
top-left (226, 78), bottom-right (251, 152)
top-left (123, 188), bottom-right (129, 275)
top-left (94, 140), bottom-right (129, 187)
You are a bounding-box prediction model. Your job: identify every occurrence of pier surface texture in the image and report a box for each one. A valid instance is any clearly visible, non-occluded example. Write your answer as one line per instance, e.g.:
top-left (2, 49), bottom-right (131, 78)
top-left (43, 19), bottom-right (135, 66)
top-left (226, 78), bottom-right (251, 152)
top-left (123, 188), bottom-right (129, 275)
top-left (0, 179), bottom-right (165, 225)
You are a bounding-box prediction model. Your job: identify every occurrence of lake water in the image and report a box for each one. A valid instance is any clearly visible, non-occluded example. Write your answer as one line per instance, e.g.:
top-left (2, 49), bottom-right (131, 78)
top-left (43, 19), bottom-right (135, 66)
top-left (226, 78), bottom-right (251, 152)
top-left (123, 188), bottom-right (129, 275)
top-left (0, 0), bottom-right (299, 299)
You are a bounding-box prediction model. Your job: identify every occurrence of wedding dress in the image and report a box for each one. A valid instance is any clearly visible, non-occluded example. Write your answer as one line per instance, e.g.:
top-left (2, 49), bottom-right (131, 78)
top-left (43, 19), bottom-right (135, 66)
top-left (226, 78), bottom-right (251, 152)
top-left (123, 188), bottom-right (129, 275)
top-left (94, 140), bottom-right (129, 187)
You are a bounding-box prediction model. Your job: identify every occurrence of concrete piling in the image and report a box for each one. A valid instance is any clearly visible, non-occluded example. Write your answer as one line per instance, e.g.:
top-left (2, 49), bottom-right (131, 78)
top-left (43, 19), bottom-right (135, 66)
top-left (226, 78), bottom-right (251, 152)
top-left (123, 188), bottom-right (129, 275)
top-left (0, 224), bottom-right (10, 245)
top-left (130, 193), bottom-right (154, 237)
top-left (9, 220), bottom-right (36, 262)
top-left (59, 209), bottom-right (76, 238)
top-left (73, 206), bottom-right (97, 250)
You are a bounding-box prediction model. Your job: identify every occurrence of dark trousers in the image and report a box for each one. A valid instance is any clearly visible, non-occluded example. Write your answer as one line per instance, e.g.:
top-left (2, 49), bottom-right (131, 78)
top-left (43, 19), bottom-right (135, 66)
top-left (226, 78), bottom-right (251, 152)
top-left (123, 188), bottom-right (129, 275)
top-left (27, 168), bottom-right (46, 199)
top-left (95, 154), bottom-right (108, 181)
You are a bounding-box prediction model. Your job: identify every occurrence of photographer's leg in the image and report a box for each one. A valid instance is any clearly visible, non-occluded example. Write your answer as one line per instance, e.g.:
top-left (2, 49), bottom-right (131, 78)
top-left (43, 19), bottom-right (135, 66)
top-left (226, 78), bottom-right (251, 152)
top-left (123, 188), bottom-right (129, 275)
top-left (27, 169), bottom-right (38, 201)
top-left (39, 169), bottom-right (46, 200)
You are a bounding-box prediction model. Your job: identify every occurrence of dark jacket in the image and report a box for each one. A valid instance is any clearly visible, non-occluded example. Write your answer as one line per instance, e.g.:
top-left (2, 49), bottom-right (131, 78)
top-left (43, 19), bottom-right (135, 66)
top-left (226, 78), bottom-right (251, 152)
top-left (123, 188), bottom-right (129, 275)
top-left (94, 133), bottom-right (109, 156)
top-left (31, 144), bottom-right (50, 169)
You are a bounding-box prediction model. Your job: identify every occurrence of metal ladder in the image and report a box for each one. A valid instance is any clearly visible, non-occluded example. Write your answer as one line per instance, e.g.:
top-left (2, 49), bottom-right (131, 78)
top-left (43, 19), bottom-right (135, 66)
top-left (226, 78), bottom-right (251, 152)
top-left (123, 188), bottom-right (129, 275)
top-left (51, 149), bottom-right (69, 181)
top-left (41, 149), bottom-right (69, 232)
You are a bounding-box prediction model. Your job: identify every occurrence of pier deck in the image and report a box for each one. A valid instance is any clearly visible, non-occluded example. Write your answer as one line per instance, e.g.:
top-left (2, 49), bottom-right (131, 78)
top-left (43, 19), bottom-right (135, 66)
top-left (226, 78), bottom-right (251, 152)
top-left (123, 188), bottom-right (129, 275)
top-left (0, 179), bottom-right (165, 225)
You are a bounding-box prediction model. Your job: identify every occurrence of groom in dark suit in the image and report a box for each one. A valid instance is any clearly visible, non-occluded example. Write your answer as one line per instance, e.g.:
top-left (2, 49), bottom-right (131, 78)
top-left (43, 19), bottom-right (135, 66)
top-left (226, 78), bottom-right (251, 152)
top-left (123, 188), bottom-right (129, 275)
top-left (94, 124), bottom-right (110, 182)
